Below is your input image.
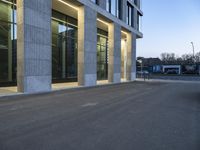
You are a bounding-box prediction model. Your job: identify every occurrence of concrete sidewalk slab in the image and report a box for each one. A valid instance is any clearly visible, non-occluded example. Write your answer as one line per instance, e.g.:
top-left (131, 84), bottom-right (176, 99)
top-left (136, 78), bottom-right (200, 84)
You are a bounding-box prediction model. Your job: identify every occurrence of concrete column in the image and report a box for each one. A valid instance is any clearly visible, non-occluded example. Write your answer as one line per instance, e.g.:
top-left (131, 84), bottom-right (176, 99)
top-left (98, 0), bottom-right (106, 10)
top-left (8, 23), bottom-right (12, 81)
top-left (134, 6), bottom-right (141, 31)
top-left (6, 5), bottom-right (12, 81)
top-left (78, 6), bottom-right (97, 86)
top-left (61, 32), bottom-right (66, 79)
top-left (108, 23), bottom-right (121, 83)
top-left (17, 0), bottom-right (52, 93)
top-left (126, 32), bottom-right (136, 81)
top-left (121, 39), bottom-right (127, 79)
top-left (122, 0), bottom-right (127, 23)
top-left (137, 0), bottom-right (141, 9)
top-left (134, 8), bottom-right (138, 30)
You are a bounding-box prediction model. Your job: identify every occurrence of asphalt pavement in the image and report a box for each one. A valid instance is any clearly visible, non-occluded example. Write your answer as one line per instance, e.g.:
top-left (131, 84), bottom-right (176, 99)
top-left (0, 81), bottom-right (200, 150)
top-left (150, 75), bottom-right (200, 81)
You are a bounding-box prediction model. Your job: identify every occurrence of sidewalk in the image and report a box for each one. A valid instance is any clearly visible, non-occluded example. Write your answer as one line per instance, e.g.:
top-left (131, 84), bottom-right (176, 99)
top-left (136, 78), bottom-right (200, 84)
top-left (0, 80), bottom-right (130, 98)
top-left (0, 86), bottom-right (18, 97)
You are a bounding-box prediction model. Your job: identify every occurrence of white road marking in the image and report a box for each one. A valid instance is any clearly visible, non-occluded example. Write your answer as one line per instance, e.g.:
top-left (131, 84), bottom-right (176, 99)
top-left (81, 102), bottom-right (98, 107)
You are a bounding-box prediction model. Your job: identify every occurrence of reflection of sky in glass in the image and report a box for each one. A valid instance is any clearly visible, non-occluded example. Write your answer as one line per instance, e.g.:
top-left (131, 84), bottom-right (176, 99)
top-left (111, 0), bottom-right (116, 15)
top-left (14, 10), bottom-right (16, 23)
top-left (106, 0), bottom-right (118, 16)
top-left (11, 8), bottom-right (17, 40)
top-left (137, 0), bottom-right (200, 57)
top-left (59, 24), bottom-right (67, 33)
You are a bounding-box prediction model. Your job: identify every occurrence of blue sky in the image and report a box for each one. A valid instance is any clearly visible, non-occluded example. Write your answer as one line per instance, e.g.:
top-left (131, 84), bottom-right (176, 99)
top-left (137, 0), bottom-right (200, 58)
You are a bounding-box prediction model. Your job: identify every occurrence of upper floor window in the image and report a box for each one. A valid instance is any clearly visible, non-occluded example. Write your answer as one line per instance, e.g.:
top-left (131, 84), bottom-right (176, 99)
top-left (127, 2), bottom-right (134, 27)
top-left (106, 0), bottom-right (121, 19)
top-left (137, 12), bottom-right (142, 31)
top-left (134, 0), bottom-right (138, 6)
top-left (134, 0), bottom-right (141, 8)
top-left (90, 0), bottom-right (98, 4)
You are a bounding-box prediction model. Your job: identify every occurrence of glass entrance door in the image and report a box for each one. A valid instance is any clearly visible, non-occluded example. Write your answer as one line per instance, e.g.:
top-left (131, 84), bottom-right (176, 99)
top-left (52, 11), bottom-right (78, 83)
top-left (0, 0), bottom-right (17, 86)
top-left (97, 29), bottom-right (108, 80)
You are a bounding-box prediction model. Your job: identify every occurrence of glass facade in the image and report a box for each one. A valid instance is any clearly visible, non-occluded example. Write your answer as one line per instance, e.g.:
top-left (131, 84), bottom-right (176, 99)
top-left (127, 2), bottom-right (134, 27)
top-left (52, 11), bottom-right (78, 82)
top-left (97, 29), bottom-right (108, 80)
top-left (137, 12), bottom-right (142, 31)
top-left (0, 2), bottom-right (78, 86)
top-left (0, 0), bottom-right (137, 87)
top-left (0, 0), bottom-right (16, 86)
top-left (106, 0), bottom-right (121, 19)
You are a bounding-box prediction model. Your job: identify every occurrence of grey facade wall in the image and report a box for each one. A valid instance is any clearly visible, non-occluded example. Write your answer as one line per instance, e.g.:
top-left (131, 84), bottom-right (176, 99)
top-left (17, 0), bottom-right (52, 93)
top-left (122, 0), bottom-right (127, 23)
top-left (79, 0), bottom-right (143, 38)
top-left (127, 32), bottom-right (137, 81)
top-left (108, 23), bottom-right (121, 83)
top-left (13, 0), bottom-right (143, 93)
top-left (98, 0), bottom-right (106, 10)
top-left (78, 6), bottom-right (97, 86)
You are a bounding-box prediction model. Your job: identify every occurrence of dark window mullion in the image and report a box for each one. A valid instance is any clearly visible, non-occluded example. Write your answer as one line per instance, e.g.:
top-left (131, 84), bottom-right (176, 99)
top-left (109, 0), bottom-right (111, 13)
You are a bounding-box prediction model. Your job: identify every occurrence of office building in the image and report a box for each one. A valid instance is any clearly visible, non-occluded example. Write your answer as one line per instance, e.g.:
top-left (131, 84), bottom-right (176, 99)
top-left (0, 0), bottom-right (143, 93)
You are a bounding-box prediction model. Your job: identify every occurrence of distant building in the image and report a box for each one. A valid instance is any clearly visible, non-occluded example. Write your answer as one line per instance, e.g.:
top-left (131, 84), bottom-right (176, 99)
top-left (137, 57), bottom-right (162, 73)
top-left (162, 65), bottom-right (181, 75)
top-left (137, 57), bottom-right (200, 75)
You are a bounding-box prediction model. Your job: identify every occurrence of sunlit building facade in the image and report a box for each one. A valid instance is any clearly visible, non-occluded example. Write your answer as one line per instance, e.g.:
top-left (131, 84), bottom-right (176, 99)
top-left (0, 0), bottom-right (143, 93)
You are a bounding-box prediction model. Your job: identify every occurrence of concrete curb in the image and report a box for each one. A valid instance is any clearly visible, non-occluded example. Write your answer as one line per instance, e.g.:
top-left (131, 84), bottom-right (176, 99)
top-left (0, 81), bottom-right (136, 99)
top-left (136, 79), bottom-right (200, 84)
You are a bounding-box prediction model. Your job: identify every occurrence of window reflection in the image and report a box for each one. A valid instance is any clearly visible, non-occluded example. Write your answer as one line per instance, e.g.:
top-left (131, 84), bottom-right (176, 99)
top-left (106, 0), bottom-right (121, 19)
top-left (0, 0), bottom-right (16, 85)
top-left (52, 11), bottom-right (78, 82)
top-left (97, 29), bottom-right (108, 80)
top-left (0, 1), bottom-right (110, 86)
top-left (127, 2), bottom-right (134, 27)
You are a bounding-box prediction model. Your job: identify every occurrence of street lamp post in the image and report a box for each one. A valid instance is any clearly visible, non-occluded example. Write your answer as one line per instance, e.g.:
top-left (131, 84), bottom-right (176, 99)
top-left (190, 42), bottom-right (198, 75)
top-left (191, 42), bottom-right (195, 61)
top-left (138, 60), bottom-right (143, 78)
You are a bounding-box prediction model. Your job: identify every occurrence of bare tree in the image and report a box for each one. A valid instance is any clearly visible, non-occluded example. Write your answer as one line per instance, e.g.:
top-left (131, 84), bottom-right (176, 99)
top-left (160, 53), bottom-right (176, 64)
top-left (160, 52), bottom-right (200, 64)
top-left (181, 54), bottom-right (194, 64)
top-left (194, 52), bottom-right (200, 63)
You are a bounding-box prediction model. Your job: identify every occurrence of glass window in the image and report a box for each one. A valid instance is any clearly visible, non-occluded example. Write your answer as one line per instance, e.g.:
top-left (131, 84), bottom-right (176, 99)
top-left (134, 0), bottom-right (138, 6)
top-left (0, 1), bottom-right (79, 85)
top-left (0, 0), bottom-right (17, 85)
top-left (137, 12), bottom-right (139, 30)
top-left (106, 0), bottom-right (110, 12)
top-left (52, 10), bottom-right (78, 82)
top-left (97, 29), bottom-right (108, 80)
top-left (116, 0), bottom-right (121, 19)
top-left (134, 0), bottom-right (140, 8)
top-left (137, 12), bottom-right (142, 31)
top-left (127, 2), bottom-right (134, 27)
top-left (106, 0), bottom-right (121, 18)
top-left (111, 0), bottom-right (116, 16)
